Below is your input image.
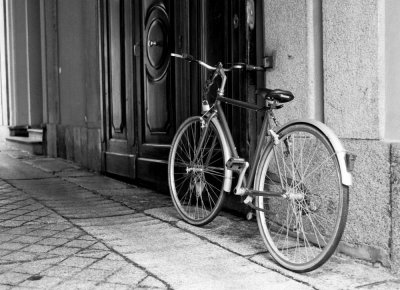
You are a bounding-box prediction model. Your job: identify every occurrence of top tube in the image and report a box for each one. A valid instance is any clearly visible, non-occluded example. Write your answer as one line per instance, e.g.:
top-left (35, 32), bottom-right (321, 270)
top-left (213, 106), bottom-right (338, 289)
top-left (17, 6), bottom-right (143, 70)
top-left (171, 53), bottom-right (265, 72)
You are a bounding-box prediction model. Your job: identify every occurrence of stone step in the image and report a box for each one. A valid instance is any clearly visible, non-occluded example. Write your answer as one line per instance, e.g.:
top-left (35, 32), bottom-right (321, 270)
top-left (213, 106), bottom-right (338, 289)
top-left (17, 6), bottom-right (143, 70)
top-left (5, 136), bottom-right (43, 155)
top-left (9, 125), bottom-right (29, 137)
top-left (28, 128), bottom-right (43, 140)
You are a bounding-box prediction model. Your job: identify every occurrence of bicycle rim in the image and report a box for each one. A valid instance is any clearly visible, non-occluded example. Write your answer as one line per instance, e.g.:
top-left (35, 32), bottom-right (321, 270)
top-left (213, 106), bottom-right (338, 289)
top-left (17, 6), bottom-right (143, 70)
top-left (255, 123), bottom-right (348, 272)
top-left (168, 116), bottom-right (228, 226)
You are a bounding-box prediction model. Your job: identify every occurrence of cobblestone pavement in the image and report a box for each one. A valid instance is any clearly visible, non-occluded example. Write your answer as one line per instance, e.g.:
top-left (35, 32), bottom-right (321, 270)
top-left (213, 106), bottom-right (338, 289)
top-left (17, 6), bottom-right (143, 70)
top-left (0, 143), bottom-right (399, 289)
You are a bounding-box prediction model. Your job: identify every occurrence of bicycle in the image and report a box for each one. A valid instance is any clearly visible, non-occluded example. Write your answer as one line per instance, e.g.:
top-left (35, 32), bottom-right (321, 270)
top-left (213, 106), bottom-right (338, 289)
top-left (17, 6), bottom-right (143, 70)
top-left (168, 53), bottom-right (355, 273)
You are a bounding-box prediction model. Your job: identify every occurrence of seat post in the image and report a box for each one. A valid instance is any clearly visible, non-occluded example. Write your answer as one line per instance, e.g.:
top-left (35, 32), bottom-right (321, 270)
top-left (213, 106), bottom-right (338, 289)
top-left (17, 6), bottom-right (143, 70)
top-left (247, 109), bottom-right (272, 187)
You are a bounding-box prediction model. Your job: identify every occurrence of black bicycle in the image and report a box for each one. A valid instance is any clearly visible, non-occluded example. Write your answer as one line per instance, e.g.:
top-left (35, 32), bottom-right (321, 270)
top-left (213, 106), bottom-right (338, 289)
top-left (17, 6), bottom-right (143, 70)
top-left (168, 53), bottom-right (355, 272)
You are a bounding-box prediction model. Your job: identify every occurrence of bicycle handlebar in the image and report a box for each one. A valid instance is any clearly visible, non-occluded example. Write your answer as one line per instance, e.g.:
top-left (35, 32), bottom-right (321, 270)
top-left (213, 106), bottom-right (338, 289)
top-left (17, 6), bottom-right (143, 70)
top-left (171, 53), bottom-right (265, 72)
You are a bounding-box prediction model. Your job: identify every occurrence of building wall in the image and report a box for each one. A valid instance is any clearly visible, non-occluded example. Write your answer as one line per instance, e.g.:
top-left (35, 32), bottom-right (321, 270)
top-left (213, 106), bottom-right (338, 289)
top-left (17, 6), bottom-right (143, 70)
top-left (264, 0), bottom-right (400, 271)
top-left (385, 0), bottom-right (400, 141)
top-left (4, 0), bottom-right (43, 128)
top-left (44, 0), bottom-right (102, 171)
top-left (0, 0), bottom-right (8, 135)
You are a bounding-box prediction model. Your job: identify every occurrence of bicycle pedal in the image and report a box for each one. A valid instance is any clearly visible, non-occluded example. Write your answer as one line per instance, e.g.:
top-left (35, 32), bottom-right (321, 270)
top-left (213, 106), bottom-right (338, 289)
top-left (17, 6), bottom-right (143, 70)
top-left (226, 158), bottom-right (246, 171)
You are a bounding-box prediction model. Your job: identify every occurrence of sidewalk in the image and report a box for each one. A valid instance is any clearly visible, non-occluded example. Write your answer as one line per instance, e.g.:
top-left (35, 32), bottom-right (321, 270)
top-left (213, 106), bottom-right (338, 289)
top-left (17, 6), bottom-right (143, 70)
top-left (0, 143), bottom-right (399, 290)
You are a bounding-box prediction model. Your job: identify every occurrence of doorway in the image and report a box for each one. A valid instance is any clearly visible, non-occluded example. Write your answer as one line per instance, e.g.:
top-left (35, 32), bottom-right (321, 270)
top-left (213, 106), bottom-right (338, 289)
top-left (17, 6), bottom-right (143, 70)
top-left (101, 0), bottom-right (255, 187)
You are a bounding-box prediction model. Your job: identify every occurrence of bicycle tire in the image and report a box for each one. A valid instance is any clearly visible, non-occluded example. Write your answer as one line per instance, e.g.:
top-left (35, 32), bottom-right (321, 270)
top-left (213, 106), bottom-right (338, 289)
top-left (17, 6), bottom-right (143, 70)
top-left (254, 123), bottom-right (348, 272)
top-left (168, 116), bottom-right (230, 226)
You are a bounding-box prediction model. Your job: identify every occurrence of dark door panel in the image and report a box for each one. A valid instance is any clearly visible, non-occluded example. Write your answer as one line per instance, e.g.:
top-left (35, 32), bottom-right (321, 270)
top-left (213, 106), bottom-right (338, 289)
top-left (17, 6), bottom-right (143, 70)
top-left (141, 1), bottom-right (173, 145)
top-left (136, 0), bottom-right (173, 184)
top-left (101, 0), bottom-right (135, 178)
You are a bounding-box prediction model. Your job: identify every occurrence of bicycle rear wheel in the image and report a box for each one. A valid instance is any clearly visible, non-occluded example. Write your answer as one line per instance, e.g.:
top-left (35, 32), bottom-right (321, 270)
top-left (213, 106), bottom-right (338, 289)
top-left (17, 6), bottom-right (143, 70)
top-left (254, 123), bottom-right (348, 272)
top-left (168, 116), bottom-right (229, 226)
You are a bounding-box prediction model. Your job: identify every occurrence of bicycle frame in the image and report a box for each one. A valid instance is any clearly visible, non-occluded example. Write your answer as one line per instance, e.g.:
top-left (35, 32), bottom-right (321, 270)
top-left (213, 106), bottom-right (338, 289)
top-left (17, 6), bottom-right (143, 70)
top-left (201, 64), bottom-right (283, 198)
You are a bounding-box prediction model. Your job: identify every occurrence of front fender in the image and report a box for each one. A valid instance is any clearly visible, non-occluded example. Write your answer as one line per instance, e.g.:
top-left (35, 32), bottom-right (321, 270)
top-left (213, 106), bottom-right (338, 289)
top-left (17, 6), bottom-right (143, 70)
top-left (277, 119), bottom-right (353, 186)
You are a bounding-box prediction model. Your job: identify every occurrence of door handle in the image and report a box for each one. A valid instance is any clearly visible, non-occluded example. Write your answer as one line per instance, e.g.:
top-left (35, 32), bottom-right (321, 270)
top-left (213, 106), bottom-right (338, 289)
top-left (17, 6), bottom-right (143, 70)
top-left (148, 40), bottom-right (163, 47)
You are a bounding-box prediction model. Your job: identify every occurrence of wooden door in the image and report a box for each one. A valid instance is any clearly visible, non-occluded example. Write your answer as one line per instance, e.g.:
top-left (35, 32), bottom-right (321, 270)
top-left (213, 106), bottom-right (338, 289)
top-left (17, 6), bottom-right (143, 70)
top-left (200, 0), bottom-right (249, 157)
top-left (100, 0), bottom-right (256, 187)
top-left (135, 0), bottom-right (174, 185)
top-left (101, 0), bottom-right (136, 178)
top-left (135, 0), bottom-right (252, 186)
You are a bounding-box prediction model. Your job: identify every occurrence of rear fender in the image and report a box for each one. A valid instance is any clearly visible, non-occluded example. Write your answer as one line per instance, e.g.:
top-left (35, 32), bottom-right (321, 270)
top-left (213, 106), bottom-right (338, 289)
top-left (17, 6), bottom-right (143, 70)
top-left (276, 119), bottom-right (353, 186)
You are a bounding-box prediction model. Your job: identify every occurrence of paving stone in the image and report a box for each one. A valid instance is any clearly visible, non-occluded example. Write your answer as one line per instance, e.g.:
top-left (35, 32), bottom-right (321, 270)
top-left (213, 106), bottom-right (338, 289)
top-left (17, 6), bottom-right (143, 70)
top-left (92, 283), bottom-right (131, 290)
top-left (47, 246), bottom-right (81, 256)
top-left (13, 261), bottom-right (53, 275)
top-left (41, 265), bottom-right (82, 278)
top-left (0, 264), bottom-right (17, 274)
top-left (0, 242), bottom-right (29, 251)
top-left (0, 272), bottom-right (30, 285)
top-left (0, 249), bottom-right (11, 257)
top-left (26, 229), bottom-right (59, 238)
top-left (12, 236), bottom-right (43, 244)
top-left (72, 267), bottom-right (114, 282)
top-left (19, 275), bottom-right (63, 289)
top-left (63, 239), bottom-right (96, 249)
top-left (54, 280), bottom-right (97, 290)
top-left (77, 235), bottom-right (96, 241)
top-left (103, 253), bottom-right (125, 261)
top-left (37, 237), bottom-right (69, 246)
top-left (2, 225), bottom-right (37, 235)
top-left (359, 280), bottom-right (400, 289)
top-left (83, 219), bottom-right (310, 290)
top-left (51, 231), bottom-right (82, 240)
top-left (75, 249), bottom-right (109, 259)
top-left (89, 259), bottom-right (127, 271)
top-left (64, 227), bottom-right (82, 233)
top-left (106, 265), bottom-right (147, 285)
top-left (43, 223), bottom-right (72, 232)
top-left (250, 254), bottom-right (397, 290)
top-left (31, 255), bottom-right (67, 265)
top-left (10, 215), bottom-right (39, 222)
top-left (6, 209), bottom-right (32, 216)
top-left (139, 276), bottom-right (167, 289)
top-left (0, 213), bottom-right (19, 219)
top-left (22, 244), bottom-right (55, 253)
top-left (0, 220), bottom-right (25, 227)
top-left (24, 158), bottom-right (80, 173)
top-left (64, 176), bottom-right (132, 191)
top-left (0, 234), bottom-right (16, 243)
top-left (59, 256), bottom-right (97, 268)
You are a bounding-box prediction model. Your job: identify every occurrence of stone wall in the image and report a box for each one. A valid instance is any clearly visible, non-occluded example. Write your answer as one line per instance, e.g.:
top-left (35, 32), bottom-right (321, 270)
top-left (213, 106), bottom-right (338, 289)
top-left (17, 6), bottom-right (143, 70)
top-left (46, 124), bottom-right (101, 172)
top-left (44, 0), bottom-right (102, 173)
top-left (263, 0), bottom-right (399, 271)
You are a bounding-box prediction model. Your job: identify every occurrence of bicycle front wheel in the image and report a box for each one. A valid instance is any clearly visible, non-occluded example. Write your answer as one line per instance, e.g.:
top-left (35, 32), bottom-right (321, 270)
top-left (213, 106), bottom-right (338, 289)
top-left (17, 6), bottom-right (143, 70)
top-left (254, 123), bottom-right (348, 272)
top-left (168, 116), bottom-right (230, 226)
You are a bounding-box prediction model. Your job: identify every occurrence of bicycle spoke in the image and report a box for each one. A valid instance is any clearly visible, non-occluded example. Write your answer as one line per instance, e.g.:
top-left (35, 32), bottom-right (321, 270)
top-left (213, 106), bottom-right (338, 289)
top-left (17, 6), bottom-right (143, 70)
top-left (255, 124), bottom-right (348, 272)
top-left (169, 117), bottom-right (226, 225)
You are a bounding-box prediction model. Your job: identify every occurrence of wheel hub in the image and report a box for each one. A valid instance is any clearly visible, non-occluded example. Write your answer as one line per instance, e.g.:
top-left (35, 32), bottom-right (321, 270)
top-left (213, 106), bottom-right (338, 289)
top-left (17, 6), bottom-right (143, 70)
top-left (285, 187), bottom-right (305, 201)
top-left (186, 166), bottom-right (204, 173)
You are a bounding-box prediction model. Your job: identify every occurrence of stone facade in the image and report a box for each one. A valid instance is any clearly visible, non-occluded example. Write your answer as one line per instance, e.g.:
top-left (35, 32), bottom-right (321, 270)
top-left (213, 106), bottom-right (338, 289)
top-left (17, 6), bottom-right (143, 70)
top-left (263, 0), bottom-right (400, 271)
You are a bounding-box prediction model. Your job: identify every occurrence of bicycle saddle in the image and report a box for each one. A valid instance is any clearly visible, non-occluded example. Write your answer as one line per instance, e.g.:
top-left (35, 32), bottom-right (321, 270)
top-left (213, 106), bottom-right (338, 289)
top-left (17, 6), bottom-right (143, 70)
top-left (256, 88), bottom-right (294, 103)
